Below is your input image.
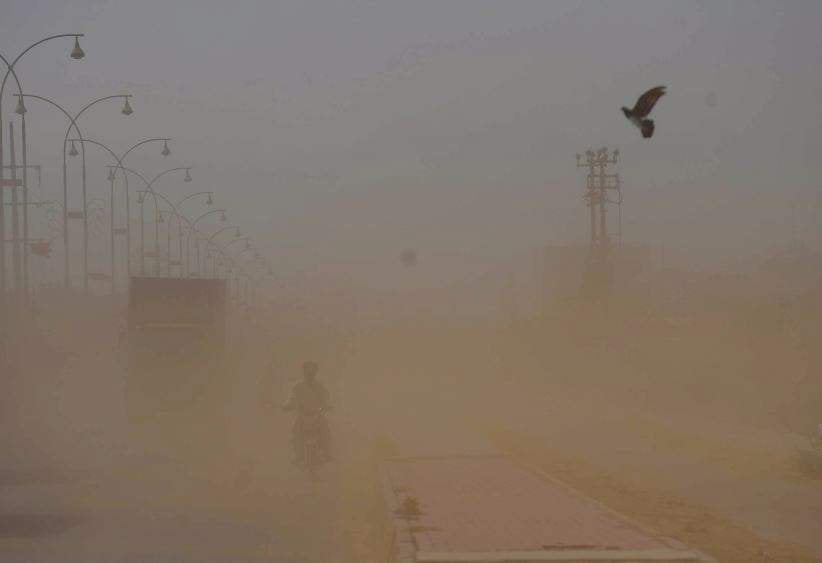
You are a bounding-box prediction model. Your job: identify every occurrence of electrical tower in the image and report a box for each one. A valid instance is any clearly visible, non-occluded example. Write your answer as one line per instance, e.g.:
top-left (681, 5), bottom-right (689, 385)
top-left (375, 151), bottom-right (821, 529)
top-left (575, 147), bottom-right (621, 299)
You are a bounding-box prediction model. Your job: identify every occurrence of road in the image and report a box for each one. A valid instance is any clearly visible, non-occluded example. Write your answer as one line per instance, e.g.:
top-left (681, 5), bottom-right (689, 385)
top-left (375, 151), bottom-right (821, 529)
top-left (0, 457), bottom-right (339, 563)
top-left (0, 313), bottom-right (343, 563)
top-left (343, 321), bottom-right (822, 562)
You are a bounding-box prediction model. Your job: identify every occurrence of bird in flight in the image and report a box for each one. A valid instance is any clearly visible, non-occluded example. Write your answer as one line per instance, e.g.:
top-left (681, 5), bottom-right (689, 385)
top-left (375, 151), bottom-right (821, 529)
top-left (622, 85), bottom-right (666, 138)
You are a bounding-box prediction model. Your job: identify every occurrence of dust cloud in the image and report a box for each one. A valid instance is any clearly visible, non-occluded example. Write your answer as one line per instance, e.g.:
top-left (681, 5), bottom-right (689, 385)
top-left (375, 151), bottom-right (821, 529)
top-left (2, 2), bottom-right (822, 562)
top-left (3, 251), bottom-right (822, 561)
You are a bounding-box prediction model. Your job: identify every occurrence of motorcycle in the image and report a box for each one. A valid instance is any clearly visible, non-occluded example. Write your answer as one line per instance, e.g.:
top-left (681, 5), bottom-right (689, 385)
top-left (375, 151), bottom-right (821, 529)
top-left (300, 410), bottom-right (325, 474)
top-left (286, 407), bottom-right (331, 476)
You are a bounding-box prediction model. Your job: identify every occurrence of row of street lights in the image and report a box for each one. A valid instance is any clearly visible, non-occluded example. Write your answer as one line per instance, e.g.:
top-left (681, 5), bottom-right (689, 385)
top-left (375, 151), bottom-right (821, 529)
top-left (1, 34), bottom-right (271, 307)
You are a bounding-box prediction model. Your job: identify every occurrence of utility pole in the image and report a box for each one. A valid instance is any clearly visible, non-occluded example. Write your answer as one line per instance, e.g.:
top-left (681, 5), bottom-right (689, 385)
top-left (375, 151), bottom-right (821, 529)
top-left (576, 147), bottom-right (621, 300)
top-left (20, 119), bottom-right (29, 308)
top-left (3, 163), bottom-right (43, 310)
top-left (9, 123), bottom-right (22, 297)
top-left (108, 168), bottom-right (116, 293)
top-left (3, 164), bottom-right (40, 306)
top-left (139, 195), bottom-right (145, 275)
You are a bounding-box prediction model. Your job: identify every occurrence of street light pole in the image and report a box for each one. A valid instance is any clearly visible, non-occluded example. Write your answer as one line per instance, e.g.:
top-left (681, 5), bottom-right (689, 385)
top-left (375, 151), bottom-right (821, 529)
top-left (1, 34), bottom-right (84, 300)
top-left (20, 109), bottom-right (30, 303)
top-left (159, 210), bottom-right (173, 277)
top-left (134, 192), bottom-right (178, 272)
top-left (185, 209), bottom-right (226, 277)
top-left (7, 123), bottom-right (20, 296)
top-left (115, 166), bottom-right (200, 280)
top-left (138, 191), bottom-right (145, 275)
top-left (203, 226), bottom-right (239, 278)
top-left (137, 190), bottom-right (233, 283)
top-left (137, 190), bottom-right (162, 276)
top-left (16, 92), bottom-right (133, 291)
top-left (107, 167), bottom-right (116, 292)
top-left (121, 167), bottom-right (190, 276)
top-left (67, 95), bottom-right (134, 293)
top-left (225, 236), bottom-right (251, 251)
top-left (133, 190), bottom-right (188, 279)
top-left (72, 136), bottom-right (172, 286)
top-left (174, 191), bottom-right (212, 277)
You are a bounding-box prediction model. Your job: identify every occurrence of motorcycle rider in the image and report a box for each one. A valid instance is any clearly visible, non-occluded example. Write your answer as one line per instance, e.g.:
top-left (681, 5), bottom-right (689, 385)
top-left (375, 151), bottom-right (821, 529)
top-left (282, 361), bottom-right (332, 464)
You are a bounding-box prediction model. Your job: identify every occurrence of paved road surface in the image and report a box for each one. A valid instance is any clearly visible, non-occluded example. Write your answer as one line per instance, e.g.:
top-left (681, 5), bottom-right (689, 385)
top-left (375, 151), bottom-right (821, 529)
top-left (382, 456), bottom-right (710, 562)
top-left (0, 453), bottom-right (339, 563)
top-left (0, 320), bottom-right (342, 563)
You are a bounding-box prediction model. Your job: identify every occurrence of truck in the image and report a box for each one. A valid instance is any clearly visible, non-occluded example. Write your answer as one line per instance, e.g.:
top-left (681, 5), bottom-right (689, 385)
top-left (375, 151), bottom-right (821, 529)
top-left (125, 276), bottom-right (228, 420)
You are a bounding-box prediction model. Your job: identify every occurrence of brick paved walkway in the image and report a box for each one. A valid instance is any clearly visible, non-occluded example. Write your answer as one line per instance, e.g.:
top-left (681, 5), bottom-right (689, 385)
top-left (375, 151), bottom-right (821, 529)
top-left (382, 455), bottom-right (712, 562)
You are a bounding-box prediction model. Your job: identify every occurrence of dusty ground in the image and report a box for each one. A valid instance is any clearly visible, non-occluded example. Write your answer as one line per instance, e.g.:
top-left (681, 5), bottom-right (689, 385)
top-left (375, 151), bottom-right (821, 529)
top-left (4, 291), bottom-right (821, 562)
top-left (0, 304), bottom-right (346, 562)
top-left (341, 297), bottom-right (822, 563)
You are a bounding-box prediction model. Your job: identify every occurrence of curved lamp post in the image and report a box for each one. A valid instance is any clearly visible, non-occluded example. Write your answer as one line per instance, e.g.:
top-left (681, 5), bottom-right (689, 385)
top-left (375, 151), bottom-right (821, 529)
top-left (202, 228), bottom-right (238, 278)
top-left (202, 237), bottom-right (239, 281)
top-left (179, 223), bottom-right (236, 281)
top-left (224, 237), bottom-right (253, 272)
top-left (16, 92), bottom-right (134, 292)
top-left (172, 192), bottom-right (213, 277)
top-left (65, 136), bottom-right (171, 292)
top-left (1, 33), bottom-right (84, 299)
top-left (232, 244), bottom-right (258, 264)
top-left (157, 210), bottom-right (178, 276)
top-left (232, 245), bottom-right (260, 303)
top-left (204, 224), bottom-right (241, 276)
top-left (176, 190), bottom-right (213, 210)
top-left (225, 236), bottom-right (251, 250)
top-left (113, 165), bottom-right (192, 276)
top-left (69, 137), bottom-right (172, 283)
top-left (132, 188), bottom-right (191, 278)
top-left (128, 189), bottom-right (212, 278)
top-left (205, 225), bottom-right (240, 276)
top-left (186, 209), bottom-right (226, 277)
top-left (206, 224), bottom-right (240, 246)
top-left (125, 184), bottom-right (220, 281)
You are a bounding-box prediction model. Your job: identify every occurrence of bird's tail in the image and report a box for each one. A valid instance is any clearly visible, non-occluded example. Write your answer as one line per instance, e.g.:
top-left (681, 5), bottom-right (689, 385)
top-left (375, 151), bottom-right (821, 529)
top-left (641, 119), bottom-right (655, 138)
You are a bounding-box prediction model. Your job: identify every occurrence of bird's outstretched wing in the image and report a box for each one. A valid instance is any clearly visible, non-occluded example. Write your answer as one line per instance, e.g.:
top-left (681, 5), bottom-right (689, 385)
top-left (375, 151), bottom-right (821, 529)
top-left (631, 86), bottom-right (666, 118)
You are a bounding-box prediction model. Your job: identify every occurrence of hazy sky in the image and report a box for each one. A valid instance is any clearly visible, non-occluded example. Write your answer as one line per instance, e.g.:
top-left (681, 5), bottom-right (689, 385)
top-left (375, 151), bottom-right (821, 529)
top-left (2, 0), bottom-right (821, 287)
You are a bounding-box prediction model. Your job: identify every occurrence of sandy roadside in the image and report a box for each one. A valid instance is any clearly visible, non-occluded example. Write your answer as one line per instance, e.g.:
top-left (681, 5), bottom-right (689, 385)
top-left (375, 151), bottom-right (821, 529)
top-left (340, 318), bottom-right (822, 563)
top-left (487, 425), bottom-right (818, 563)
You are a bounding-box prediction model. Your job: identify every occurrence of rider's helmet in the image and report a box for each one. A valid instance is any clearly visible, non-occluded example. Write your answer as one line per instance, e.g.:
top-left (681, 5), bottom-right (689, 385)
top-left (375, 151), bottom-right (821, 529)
top-left (303, 361), bottom-right (319, 379)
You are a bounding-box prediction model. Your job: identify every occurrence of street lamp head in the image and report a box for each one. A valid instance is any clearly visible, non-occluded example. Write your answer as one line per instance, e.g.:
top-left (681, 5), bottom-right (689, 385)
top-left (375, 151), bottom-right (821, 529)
top-left (184, 168), bottom-right (192, 183)
top-left (206, 193), bottom-right (213, 206)
top-left (70, 36), bottom-right (85, 60)
top-left (107, 168), bottom-right (116, 182)
top-left (161, 140), bottom-right (171, 157)
top-left (14, 95), bottom-right (27, 115)
top-left (68, 140), bottom-right (79, 157)
top-left (121, 98), bottom-right (133, 116)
